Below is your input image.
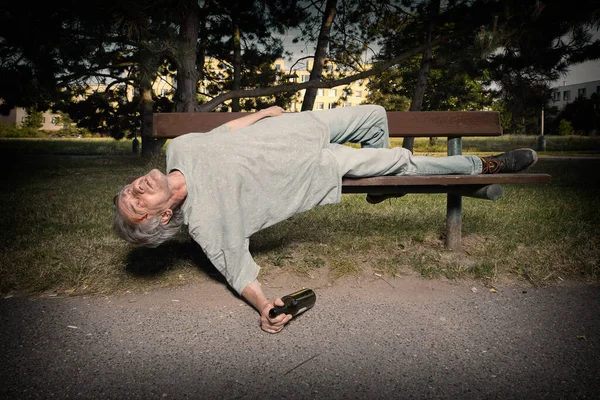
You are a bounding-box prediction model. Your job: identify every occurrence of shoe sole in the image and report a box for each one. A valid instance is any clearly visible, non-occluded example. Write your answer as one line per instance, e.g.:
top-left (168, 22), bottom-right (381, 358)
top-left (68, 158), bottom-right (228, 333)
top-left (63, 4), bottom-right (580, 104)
top-left (366, 193), bottom-right (406, 204)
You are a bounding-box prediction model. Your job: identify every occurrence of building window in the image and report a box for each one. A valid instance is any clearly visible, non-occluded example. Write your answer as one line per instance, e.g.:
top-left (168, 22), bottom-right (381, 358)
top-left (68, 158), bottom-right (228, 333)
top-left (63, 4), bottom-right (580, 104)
top-left (355, 91), bottom-right (362, 98)
top-left (275, 64), bottom-right (281, 70)
top-left (328, 103), bottom-right (336, 109)
top-left (329, 89), bottom-right (337, 97)
top-left (41, 117), bottom-right (46, 123)
top-left (301, 75), bottom-right (310, 82)
top-left (290, 102), bottom-right (297, 111)
top-left (317, 89), bottom-right (324, 96)
top-left (51, 117), bottom-right (60, 125)
top-left (563, 90), bottom-right (571, 101)
top-left (553, 92), bottom-right (560, 101)
top-left (578, 88), bottom-right (586, 98)
top-left (160, 89), bottom-right (169, 96)
top-left (315, 102), bottom-right (324, 110)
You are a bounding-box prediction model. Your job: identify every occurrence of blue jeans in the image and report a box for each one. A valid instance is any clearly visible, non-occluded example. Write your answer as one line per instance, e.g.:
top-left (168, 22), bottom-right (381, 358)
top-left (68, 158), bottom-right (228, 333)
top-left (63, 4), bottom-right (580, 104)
top-left (311, 105), bottom-right (482, 178)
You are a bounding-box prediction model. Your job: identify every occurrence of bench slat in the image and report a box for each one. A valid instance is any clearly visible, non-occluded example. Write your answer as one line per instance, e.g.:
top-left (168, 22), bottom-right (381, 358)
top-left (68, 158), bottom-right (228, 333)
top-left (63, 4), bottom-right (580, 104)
top-left (341, 173), bottom-right (551, 188)
top-left (343, 184), bottom-right (505, 200)
top-left (152, 111), bottom-right (502, 139)
top-left (386, 111), bottom-right (501, 137)
top-left (153, 112), bottom-right (248, 138)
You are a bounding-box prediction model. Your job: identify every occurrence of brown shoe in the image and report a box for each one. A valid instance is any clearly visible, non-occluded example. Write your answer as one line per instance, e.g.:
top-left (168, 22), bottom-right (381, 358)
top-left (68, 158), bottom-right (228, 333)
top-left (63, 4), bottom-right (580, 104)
top-left (480, 148), bottom-right (538, 174)
top-left (366, 193), bottom-right (406, 204)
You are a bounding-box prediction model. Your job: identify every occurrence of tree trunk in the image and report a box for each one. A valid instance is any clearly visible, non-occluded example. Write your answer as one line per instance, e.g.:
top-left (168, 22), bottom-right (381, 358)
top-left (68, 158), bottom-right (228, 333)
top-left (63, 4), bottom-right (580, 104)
top-left (198, 0), bottom-right (210, 82)
top-left (301, 0), bottom-right (337, 111)
top-left (174, 5), bottom-right (200, 113)
top-left (136, 45), bottom-right (166, 158)
top-left (403, 0), bottom-right (440, 151)
top-left (140, 75), bottom-right (165, 158)
top-left (231, 8), bottom-right (242, 112)
top-left (142, 1), bottom-right (200, 158)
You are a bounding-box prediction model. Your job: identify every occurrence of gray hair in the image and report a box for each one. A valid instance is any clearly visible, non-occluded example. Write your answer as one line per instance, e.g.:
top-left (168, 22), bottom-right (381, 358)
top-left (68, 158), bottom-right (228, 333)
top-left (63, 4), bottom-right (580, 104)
top-left (112, 187), bottom-right (185, 248)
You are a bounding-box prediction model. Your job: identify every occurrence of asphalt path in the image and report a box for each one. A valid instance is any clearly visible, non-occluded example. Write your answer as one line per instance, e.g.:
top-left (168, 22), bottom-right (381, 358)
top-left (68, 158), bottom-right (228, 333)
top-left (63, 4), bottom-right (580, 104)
top-left (1, 275), bottom-right (598, 400)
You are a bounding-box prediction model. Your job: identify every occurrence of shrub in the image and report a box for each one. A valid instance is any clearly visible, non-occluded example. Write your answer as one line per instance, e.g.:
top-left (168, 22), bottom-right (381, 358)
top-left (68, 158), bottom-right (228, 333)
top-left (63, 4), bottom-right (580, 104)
top-left (0, 121), bottom-right (17, 137)
top-left (0, 121), bottom-right (46, 138)
top-left (558, 119), bottom-right (574, 136)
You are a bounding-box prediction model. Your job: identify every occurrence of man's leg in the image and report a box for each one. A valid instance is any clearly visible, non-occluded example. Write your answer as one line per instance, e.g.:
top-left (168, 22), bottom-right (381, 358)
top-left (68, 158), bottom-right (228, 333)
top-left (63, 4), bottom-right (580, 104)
top-left (330, 145), bottom-right (538, 203)
top-left (310, 105), bottom-right (390, 148)
top-left (317, 105), bottom-right (476, 203)
top-left (329, 144), bottom-right (482, 177)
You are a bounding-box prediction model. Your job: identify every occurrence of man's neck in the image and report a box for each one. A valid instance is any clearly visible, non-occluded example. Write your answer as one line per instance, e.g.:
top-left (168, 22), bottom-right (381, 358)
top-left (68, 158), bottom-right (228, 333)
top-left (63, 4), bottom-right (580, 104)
top-left (167, 170), bottom-right (188, 208)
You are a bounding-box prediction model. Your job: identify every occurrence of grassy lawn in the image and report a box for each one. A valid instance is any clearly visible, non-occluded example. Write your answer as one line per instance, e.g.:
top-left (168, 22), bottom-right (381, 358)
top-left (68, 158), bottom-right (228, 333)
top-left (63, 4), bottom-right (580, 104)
top-left (0, 136), bottom-right (598, 296)
top-left (0, 137), bottom-right (135, 155)
top-left (405, 135), bottom-right (600, 155)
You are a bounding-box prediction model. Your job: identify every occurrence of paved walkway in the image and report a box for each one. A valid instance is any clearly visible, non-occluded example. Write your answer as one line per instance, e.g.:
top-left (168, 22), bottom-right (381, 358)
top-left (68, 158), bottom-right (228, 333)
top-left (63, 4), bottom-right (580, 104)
top-left (1, 276), bottom-right (598, 399)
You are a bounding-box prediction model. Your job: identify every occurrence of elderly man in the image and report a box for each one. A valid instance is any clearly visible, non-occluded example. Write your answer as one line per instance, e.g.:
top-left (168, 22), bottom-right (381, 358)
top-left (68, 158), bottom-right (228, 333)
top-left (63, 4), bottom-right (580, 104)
top-left (113, 105), bottom-right (537, 333)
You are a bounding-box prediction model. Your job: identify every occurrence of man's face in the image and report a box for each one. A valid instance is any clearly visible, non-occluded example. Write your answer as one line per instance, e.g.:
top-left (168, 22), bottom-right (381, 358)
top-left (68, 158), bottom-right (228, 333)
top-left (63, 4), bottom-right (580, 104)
top-left (117, 169), bottom-right (172, 224)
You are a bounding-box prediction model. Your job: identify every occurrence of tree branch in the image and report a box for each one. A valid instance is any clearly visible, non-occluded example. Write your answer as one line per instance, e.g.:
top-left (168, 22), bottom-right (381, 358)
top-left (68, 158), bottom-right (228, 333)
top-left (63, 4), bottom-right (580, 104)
top-left (197, 37), bottom-right (447, 112)
top-left (288, 55), bottom-right (314, 74)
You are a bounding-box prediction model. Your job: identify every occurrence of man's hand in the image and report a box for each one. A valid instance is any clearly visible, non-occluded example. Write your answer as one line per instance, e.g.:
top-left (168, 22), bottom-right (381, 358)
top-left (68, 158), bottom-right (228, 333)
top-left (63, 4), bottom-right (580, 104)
top-left (241, 280), bottom-right (292, 333)
top-left (259, 298), bottom-right (292, 334)
top-left (259, 105), bottom-right (284, 118)
top-left (225, 106), bottom-right (284, 131)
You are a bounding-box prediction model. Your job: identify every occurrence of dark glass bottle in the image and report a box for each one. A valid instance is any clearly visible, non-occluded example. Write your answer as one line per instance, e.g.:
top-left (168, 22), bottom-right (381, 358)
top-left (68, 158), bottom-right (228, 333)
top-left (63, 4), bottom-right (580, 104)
top-left (269, 288), bottom-right (317, 318)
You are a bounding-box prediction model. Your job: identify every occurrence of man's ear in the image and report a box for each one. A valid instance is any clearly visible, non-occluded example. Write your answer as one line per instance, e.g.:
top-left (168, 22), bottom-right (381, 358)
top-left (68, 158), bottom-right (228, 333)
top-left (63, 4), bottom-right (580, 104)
top-left (160, 209), bottom-right (173, 225)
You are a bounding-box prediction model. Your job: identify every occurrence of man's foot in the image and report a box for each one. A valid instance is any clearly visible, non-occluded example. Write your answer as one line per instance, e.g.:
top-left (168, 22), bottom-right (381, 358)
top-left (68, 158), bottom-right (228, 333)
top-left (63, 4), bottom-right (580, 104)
top-left (366, 193), bottom-right (406, 204)
top-left (480, 148), bottom-right (538, 174)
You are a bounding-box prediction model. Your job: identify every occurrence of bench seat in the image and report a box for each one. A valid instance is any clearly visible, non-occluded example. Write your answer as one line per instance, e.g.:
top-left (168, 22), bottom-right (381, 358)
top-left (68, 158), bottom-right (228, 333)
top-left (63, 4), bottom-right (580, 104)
top-left (342, 173), bottom-right (550, 188)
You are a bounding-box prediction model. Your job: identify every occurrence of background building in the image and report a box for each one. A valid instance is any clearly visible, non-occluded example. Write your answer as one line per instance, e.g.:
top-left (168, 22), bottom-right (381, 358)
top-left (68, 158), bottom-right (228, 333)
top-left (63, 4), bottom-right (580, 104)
top-left (274, 58), bottom-right (370, 111)
top-left (551, 80), bottom-right (600, 109)
top-left (0, 106), bottom-right (63, 132)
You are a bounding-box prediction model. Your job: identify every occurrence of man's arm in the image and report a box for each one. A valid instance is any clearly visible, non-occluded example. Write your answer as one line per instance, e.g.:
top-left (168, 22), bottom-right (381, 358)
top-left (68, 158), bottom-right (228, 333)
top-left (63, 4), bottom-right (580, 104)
top-left (225, 106), bottom-right (284, 131)
top-left (241, 279), bottom-right (292, 334)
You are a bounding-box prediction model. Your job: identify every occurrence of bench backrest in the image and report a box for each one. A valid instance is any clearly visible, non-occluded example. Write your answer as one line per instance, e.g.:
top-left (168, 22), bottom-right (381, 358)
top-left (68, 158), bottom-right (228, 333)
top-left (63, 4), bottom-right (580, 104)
top-left (152, 111), bottom-right (502, 139)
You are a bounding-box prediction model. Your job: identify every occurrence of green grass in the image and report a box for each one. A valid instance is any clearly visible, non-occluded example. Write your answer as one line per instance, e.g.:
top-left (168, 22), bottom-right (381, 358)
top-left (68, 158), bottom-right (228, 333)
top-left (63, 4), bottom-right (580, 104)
top-left (394, 135), bottom-right (600, 156)
top-left (252, 157), bottom-right (599, 287)
top-left (0, 137), bottom-right (136, 155)
top-left (0, 136), bottom-right (598, 295)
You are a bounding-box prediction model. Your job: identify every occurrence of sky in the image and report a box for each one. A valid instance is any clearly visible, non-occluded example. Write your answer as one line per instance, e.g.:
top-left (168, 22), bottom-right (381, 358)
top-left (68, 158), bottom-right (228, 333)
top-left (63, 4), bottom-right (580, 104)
top-left (551, 28), bottom-right (600, 87)
top-left (552, 59), bottom-right (600, 87)
top-left (280, 29), bottom-right (600, 88)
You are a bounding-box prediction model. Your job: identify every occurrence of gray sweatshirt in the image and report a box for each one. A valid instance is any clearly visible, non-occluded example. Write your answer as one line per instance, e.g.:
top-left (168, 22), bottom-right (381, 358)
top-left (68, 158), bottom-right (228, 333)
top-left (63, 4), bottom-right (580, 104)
top-left (166, 112), bottom-right (341, 294)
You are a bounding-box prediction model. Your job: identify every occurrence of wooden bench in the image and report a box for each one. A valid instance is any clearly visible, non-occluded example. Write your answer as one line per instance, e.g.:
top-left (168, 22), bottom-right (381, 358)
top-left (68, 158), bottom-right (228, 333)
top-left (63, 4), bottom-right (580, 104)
top-left (153, 111), bottom-right (551, 250)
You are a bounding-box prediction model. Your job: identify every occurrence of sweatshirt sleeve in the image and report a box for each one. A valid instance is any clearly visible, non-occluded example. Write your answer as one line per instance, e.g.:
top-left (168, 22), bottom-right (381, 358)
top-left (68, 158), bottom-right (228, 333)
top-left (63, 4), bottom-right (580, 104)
top-left (206, 238), bottom-right (260, 295)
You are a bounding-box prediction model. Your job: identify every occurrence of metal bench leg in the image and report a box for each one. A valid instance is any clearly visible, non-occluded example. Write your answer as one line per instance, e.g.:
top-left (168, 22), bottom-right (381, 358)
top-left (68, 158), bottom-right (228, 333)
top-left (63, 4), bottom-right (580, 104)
top-left (446, 193), bottom-right (462, 249)
top-left (446, 136), bottom-right (463, 250)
